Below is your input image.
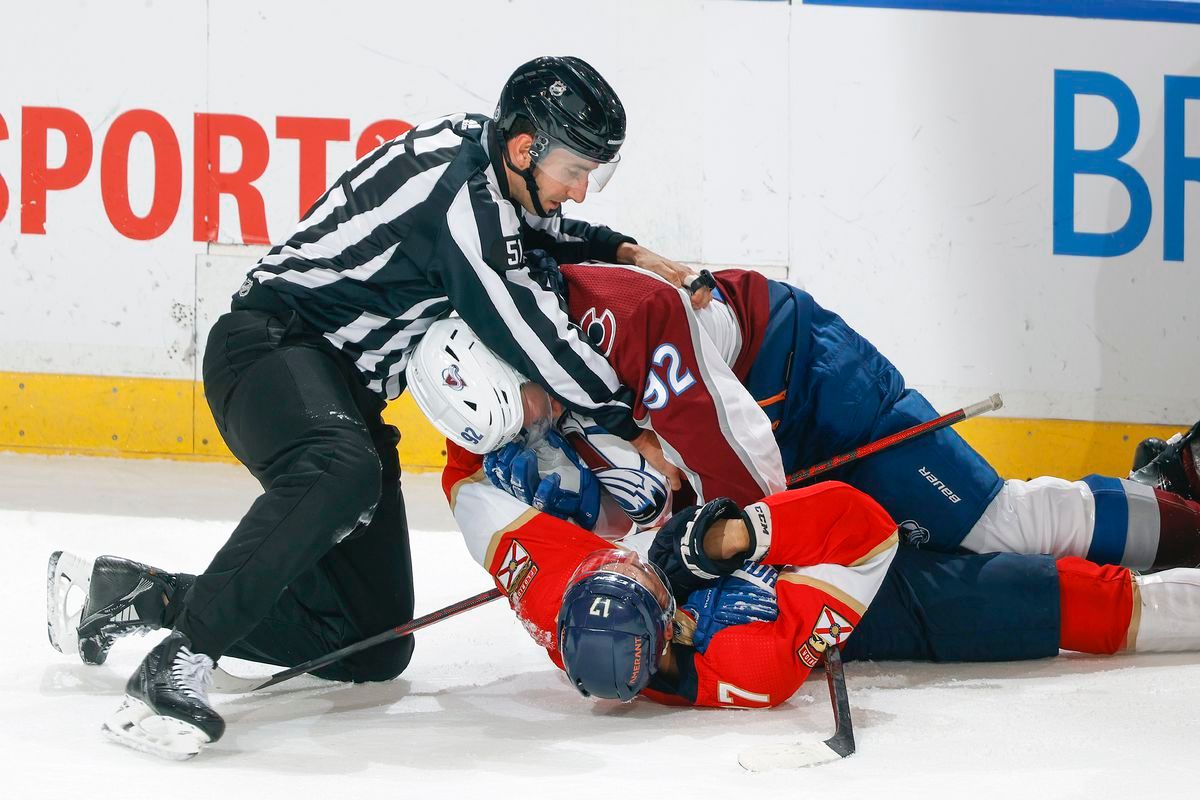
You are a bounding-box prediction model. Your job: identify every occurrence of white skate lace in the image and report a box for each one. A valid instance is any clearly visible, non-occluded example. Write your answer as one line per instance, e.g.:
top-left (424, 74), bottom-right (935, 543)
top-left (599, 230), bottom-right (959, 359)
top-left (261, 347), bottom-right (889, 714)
top-left (171, 647), bottom-right (215, 703)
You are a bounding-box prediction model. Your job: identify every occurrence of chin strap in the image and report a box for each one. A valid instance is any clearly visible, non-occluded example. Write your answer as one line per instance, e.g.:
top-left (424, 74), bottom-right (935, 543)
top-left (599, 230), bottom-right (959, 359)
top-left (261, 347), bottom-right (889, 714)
top-left (501, 145), bottom-right (551, 218)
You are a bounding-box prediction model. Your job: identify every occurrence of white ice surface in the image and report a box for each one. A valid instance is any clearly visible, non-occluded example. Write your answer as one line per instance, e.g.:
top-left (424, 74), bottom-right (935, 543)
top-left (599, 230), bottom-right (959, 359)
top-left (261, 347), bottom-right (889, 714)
top-left (2, 454), bottom-right (1197, 797)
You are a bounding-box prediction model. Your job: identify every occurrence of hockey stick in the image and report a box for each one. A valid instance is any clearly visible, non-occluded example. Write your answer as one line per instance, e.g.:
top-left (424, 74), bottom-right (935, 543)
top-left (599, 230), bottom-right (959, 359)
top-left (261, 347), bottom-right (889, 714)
top-left (738, 645), bottom-right (854, 771)
top-left (785, 393), bottom-right (1003, 488)
top-left (212, 587), bottom-right (504, 694)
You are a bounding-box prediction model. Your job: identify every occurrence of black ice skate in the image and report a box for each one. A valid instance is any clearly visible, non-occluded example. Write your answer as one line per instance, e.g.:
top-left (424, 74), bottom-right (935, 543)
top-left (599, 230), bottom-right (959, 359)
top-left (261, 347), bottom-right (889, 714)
top-left (46, 551), bottom-right (183, 665)
top-left (102, 630), bottom-right (225, 760)
top-left (1130, 420), bottom-right (1200, 502)
top-left (1132, 437), bottom-right (1169, 473)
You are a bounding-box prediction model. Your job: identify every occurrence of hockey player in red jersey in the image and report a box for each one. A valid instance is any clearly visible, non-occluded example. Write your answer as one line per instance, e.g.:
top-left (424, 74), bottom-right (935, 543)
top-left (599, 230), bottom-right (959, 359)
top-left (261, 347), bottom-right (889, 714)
top-left (442, 438), bottom-right (899, 706)
top-left (415, 317), bottom-right (1200, 698)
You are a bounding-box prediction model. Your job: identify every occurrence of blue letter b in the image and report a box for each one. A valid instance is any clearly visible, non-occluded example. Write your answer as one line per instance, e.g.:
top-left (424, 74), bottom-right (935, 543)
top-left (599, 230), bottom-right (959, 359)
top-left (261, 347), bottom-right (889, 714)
top-left (1053, 70), bottom-right (1152, 258)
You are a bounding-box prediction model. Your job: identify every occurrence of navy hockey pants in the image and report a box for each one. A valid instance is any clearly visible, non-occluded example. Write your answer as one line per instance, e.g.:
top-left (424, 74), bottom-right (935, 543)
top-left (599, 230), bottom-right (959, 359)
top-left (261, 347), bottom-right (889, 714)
top-left (746, 280), bottom-right (1003, 551)
top-left (172, 308), bottom-right (415, 682)
top-left (843, 546), bottom-right (1061, 663)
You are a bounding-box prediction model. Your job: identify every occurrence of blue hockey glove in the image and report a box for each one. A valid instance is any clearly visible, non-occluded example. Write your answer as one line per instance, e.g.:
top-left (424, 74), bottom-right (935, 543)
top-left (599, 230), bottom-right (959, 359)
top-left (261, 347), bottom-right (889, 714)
top-left (483, 431), bottom-right (600, 530)
top-left (529, 430), bottom-right (600, 530)
top-left (483, 442), bottom-right (539, 504)
top-left (681, 562), bottom-right (779, 653)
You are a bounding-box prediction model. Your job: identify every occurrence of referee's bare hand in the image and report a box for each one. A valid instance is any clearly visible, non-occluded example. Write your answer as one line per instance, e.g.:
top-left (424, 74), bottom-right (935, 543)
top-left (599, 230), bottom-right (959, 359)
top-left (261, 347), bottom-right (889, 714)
top-left (615, 244), bottom-right (711, 308)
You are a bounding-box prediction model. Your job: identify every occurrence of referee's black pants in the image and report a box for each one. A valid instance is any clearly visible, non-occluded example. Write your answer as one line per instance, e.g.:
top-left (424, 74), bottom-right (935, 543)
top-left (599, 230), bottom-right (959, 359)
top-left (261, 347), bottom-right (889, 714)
top-left (170, 308), bottom-right (415, 682)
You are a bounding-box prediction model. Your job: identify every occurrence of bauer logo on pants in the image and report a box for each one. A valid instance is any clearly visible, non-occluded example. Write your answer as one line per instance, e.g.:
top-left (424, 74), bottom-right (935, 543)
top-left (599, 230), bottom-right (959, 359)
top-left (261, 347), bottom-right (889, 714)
top-left (495, 540), bottom-right (539, 603)
top-left (919, 466), bottom-right (962, 503)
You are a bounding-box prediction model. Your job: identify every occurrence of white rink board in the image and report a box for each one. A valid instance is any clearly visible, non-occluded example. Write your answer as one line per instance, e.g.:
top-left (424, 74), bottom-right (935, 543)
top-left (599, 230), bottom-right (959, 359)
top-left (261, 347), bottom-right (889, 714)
top-left (0, 1), bottom-right (1197, 423)
top-left (790, 5), bottom-right (1200, 422)
top-left (0, 0), bottom-right (788, 380)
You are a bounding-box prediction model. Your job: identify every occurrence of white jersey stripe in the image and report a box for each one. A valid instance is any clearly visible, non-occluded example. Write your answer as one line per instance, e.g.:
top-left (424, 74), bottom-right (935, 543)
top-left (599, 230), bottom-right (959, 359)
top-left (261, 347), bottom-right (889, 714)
top-left (452, 480), bottom-right (531, 568)
top-left (258, 242), bottom-right (401, 290)
top-left (293, 183), bottom-right (348, 233)
top-left (348, 141), bottom-right (411, 192)
top-left (413, 127), bottom-right (463, 156)
top-left (258, 161), bottom-right (451, 278)
top-left (445, 180), bottom-right (624, 411)
top-left (779, 535), bottom-right (897, 616)
top-left (328, 310), bottom-right (396, 346)
top-left (522, 209), bottom-right (585, 243)
top-left (677, 288), bottom-right (785, 501)
top-left (353, 304), bottom-right (443, 372)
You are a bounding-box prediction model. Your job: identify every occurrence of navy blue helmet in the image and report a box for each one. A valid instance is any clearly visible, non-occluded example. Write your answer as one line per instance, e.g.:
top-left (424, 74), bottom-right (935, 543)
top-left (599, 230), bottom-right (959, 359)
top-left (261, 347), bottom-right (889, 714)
top-left (558, 549), bottom-right (675, 701)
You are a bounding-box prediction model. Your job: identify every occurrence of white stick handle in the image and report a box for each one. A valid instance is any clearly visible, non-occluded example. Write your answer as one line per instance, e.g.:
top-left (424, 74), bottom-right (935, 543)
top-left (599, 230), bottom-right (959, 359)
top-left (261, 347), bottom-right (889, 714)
top-left (962, 393), bottom-right (1003, 419)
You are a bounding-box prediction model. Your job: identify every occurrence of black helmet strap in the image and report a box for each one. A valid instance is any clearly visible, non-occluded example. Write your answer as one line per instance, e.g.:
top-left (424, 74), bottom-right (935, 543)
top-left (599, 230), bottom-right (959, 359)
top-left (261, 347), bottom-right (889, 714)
top-left (500, 134), bottom-right (551, 218)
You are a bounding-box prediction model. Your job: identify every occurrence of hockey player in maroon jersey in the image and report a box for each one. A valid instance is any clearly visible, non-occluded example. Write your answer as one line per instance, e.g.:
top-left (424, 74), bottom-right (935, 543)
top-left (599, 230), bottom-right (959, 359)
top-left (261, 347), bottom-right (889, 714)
top-left (471, 250), bottom-right (1200, 575)
top-left (411, 317), bottom-right (1200, 700)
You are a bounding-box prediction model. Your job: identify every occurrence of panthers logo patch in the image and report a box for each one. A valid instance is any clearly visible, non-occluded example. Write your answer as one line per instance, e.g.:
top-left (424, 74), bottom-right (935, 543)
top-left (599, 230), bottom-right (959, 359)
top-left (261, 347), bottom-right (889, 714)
top-left (495, 540), bottom-right (539, 603)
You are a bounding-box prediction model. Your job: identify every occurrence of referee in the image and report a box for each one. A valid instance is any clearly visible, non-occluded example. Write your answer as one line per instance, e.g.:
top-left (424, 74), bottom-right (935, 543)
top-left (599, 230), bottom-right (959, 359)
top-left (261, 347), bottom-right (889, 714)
top-left (106, 55), bottom-right (694, 757)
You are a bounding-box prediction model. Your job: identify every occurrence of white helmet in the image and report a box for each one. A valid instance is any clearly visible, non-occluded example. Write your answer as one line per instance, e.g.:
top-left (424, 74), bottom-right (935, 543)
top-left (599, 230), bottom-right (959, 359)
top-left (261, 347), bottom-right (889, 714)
top-left (407, 317), bottom-right (528, 454)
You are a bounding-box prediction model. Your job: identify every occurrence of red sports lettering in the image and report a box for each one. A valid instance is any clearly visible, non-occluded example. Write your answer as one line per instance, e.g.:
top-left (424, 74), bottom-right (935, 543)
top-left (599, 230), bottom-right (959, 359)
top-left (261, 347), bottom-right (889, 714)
top-left (356, 119), bottom-right (414, 159)
top-left (193, 113), bottom-right (271, 244)
top-left (6, 104), bottom-right (414, 242)
top-left (20, 106), bottom-right (93, 235)
top-left (0, 112), bottom-right (8, 222)
top-left (276, 116), bottom-right (351, 218)
top-left (100, 110), bottom-right (182, 241)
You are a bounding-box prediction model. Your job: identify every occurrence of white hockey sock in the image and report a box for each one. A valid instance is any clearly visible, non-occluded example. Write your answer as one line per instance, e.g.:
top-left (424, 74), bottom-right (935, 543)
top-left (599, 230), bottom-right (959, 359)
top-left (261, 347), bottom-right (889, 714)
top-left (962, 475), bottom-right (1168, 569)
top-left (961, 477), bottom-right (1095, 557)
top-left (1130, 569), bottom-right (1200, 652)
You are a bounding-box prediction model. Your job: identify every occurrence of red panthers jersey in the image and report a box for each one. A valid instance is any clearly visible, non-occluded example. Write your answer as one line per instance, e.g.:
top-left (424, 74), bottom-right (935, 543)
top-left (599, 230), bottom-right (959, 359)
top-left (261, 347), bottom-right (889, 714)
top-left (443, 444), bottom-right (898, 708)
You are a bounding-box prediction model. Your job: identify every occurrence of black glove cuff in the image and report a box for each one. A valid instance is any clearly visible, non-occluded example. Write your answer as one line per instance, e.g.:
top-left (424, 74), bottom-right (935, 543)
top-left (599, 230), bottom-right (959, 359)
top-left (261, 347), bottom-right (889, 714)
top-left (681, 497), bottom-right (746, 579)
top-left (593, 228), bottom-right (636, 264)
top-left (649, 497), bottom-right (752, 597)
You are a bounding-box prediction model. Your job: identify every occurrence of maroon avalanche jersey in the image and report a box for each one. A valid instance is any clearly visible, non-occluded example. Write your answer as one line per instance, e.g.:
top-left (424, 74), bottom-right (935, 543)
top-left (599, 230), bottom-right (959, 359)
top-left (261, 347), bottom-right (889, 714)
top-left (560, 263), bottom-right (779, 506)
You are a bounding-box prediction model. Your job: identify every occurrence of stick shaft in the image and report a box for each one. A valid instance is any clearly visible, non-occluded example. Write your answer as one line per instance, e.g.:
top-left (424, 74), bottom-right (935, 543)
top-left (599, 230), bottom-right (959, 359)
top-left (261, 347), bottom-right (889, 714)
top-left (822, 646), bottom-right (855, 757)
top-left (785, 393), bottom-right (1002, 487)
top-left (245, 587), bottom-right (504, 691)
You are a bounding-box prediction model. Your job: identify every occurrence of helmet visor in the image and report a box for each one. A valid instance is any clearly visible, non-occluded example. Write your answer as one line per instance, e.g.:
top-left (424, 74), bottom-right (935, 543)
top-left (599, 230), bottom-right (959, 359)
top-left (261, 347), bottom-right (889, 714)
top-left (516, 382), bottom-right (560, 447)
top-left (533, 138), bottom-right (621, 194)
top-left (566, 549), bottom-right (675, 625)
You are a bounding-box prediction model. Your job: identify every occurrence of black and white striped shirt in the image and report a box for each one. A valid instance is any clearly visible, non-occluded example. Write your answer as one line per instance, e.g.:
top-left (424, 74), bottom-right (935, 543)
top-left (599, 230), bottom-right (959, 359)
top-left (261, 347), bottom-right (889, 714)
top-left (236, 113), bottom-right (639, 439)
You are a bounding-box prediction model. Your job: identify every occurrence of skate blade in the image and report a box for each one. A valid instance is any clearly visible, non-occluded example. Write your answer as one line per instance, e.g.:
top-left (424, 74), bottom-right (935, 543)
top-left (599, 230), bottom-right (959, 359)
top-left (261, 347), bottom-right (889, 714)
top-left (46, 551), bottom-right (94, 656)
top-left (738, 740), bottom-right (847, 771)
top-left (101, 697), bottom-right (211, 761)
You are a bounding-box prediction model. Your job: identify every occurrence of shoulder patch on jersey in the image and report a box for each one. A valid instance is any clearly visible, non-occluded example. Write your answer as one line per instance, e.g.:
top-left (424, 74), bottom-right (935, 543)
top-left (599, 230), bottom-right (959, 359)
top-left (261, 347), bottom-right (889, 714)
top-left (798, 606), bottom-right (855, 669)
top-left (495, 540), bottom-right (539, 603)
top-left (580, 307), bottom-right (617, 357)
